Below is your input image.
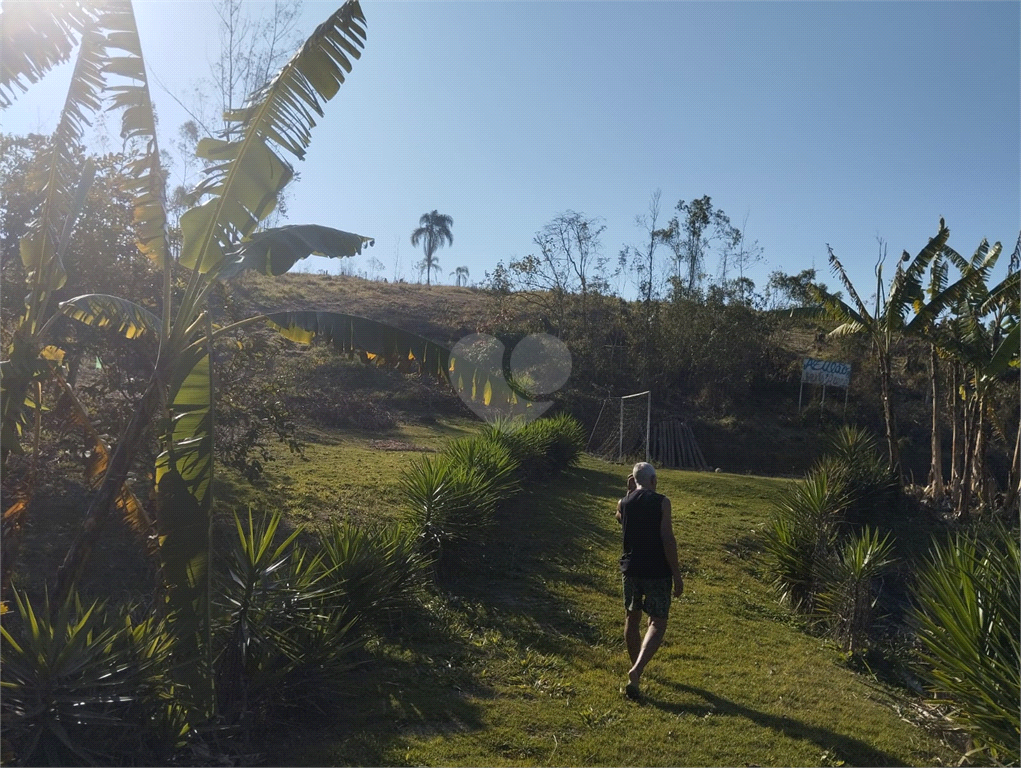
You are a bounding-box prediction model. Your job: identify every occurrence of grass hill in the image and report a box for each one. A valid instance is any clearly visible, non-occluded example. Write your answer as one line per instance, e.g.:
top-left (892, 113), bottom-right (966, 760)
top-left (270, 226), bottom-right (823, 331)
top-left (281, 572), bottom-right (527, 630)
top-left (226, 271), bottom-right (946, 480)
top-left (233, 421), bottom-right (959, 767)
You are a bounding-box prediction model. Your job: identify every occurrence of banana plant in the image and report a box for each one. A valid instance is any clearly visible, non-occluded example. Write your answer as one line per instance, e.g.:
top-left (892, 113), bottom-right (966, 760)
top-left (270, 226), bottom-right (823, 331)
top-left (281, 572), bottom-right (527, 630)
top-left (936, 240), bottom-right (1018, 515)
top-left (2, 1), bottom-right (526, 714)
top-left (807, 220), bottom-right (983, 480)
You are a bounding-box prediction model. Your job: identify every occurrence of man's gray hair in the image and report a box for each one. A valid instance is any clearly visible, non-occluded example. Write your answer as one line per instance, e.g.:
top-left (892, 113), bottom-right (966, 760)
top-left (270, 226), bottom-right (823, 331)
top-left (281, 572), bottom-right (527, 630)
top-left (632, 462), bottom-right (656, 487)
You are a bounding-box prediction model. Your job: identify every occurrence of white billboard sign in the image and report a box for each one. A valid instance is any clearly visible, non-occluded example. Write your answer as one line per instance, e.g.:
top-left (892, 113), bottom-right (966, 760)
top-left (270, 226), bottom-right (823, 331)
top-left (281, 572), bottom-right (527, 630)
top-left (801, 358), bottom-right (851, 389)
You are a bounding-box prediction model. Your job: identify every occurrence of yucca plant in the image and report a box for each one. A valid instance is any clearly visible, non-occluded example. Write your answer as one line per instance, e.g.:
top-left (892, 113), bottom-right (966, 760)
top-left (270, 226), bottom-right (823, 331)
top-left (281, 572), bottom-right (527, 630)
top-left (0, 588), bottom-right (184, 766)
top-left (480, 417), bottom-right (548, 479)
top-left (214, 508), bottom-right (362, 722)
top-left (319, 520), bottom-right (432, 632)
top-left (763, 467), bottom-right (845, 613)
top-left (815, 425), bottom-right (896, 529)
top-left (525, 413), bottom-right (586, 473)
top-left (400, 454), bottom-right (503, 548)
top-left (910, 520), bottom-right (1020, 765)
top-left (442, 435), bottom-right (520, 499)
top-left (815, 526), bottom-right (896, 654)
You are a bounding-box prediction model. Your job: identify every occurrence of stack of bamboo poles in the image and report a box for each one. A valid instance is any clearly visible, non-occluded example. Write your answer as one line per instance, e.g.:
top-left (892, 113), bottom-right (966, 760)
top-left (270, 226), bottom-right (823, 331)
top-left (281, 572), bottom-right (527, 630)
top-left (652, 418), bottom-right (711, 471)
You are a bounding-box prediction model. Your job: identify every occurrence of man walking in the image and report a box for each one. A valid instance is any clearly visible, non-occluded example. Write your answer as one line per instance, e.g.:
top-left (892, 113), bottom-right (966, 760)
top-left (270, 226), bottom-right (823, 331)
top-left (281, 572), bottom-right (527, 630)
top-left (616, 462), bottom-right (683, 699)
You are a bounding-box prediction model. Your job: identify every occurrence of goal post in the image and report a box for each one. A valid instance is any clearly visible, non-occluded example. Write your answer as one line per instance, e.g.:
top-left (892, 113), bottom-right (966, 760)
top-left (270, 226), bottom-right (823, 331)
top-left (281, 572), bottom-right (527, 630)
top-left (587, 390), bottom-right (651, 464)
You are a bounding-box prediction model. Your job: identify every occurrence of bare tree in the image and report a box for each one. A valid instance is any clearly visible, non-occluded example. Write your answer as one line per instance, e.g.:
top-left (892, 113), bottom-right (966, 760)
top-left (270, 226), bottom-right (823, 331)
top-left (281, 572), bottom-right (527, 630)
top-left (727, 211), bottom-right (765, 305)
top-left (661, 195), bottom-right (737, 294)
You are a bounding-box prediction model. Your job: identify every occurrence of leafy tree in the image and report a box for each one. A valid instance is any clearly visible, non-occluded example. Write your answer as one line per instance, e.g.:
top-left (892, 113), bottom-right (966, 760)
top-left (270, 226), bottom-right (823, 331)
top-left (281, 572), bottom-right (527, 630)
top-left (410, 209), bottom-right (453, 286)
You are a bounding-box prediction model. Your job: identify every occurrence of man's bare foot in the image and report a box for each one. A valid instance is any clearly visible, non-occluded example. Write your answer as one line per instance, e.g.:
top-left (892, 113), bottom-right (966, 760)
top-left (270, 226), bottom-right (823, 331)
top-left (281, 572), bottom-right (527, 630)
top-left (625, 668), bottom-right (641, 699)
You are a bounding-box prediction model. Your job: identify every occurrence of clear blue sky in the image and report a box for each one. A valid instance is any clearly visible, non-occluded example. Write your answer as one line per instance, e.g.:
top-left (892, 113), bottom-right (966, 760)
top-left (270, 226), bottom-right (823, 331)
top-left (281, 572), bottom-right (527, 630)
top-left (5, 0), bottom-right (1019, 300)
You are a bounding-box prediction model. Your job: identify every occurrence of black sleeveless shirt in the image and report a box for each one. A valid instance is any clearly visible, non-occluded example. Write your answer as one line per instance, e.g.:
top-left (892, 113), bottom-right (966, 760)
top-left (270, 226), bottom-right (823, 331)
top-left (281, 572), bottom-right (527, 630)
top-left (619, 488), bottom-right (672, 578)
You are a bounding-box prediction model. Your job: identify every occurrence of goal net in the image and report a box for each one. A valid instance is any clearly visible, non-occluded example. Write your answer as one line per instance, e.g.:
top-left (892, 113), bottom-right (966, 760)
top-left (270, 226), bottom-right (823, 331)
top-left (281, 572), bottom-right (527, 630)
top-left (587, 391), bottom-right (650, 463)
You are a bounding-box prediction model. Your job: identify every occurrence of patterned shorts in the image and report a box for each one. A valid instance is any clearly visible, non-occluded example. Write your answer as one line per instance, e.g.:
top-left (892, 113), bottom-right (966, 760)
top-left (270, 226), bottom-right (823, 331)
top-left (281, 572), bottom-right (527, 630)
top-left (622, 575), bottom-right (673, 618)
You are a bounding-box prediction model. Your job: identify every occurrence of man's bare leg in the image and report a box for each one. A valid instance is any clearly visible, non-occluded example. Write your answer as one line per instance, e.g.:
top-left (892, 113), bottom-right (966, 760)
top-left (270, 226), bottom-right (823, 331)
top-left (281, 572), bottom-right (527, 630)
top-left (627, 615), bottom-right (668, 695)
top-left (625, 609), bottom-right (643, 665)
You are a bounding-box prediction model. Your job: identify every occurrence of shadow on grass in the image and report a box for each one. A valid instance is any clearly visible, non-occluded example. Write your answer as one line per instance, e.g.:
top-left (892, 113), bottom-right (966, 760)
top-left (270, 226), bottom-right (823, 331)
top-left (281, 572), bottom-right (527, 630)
top-left (646, 681), bottom-right (904, 767)
top-left (437, 464), bottom-right (623, 654)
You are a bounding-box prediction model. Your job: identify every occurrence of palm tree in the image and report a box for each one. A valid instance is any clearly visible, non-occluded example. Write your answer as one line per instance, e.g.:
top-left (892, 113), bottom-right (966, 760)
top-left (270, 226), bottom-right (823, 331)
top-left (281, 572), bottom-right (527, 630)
top-left (450, 265), bottom-right (469, 287)
top-left (410, 210), bottom-right (453, 286)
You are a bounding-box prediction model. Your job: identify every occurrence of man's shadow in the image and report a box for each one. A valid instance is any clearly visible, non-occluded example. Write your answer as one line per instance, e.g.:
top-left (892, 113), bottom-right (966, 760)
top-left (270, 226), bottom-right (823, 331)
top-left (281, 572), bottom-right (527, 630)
top-left (641, 681), bottom-right (904, 767)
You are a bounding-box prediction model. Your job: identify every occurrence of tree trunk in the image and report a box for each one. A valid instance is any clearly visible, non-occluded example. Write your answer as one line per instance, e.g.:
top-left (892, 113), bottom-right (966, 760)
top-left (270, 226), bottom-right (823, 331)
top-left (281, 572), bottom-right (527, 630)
top-left (950, 363), bottom-right (961, 505)
top-left (928, 344), bottom-right (944, 501)
top-left (957, 396), bottom-right (977, 521)
top-left (879, 355), bottom-right (901, 481)
top-left (53, 375), bottom-right (164, 602)
top-left (1003, 417), bottom-right (1021, 514)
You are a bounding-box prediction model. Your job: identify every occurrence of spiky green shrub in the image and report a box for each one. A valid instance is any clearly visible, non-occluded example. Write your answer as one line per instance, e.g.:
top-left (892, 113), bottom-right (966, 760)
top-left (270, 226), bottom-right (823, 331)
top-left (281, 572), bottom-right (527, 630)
top-left (763, 467), bottom-right (845, 613)
top-left (816, 426), bottom-right (896, 528)
top-left (480, 417), bottom-right (547, 478)
top-left (214, 509), bottom-right (362, 721)
top-left (442, 435), bottom-right (520, 500)
top-left (481, 413), bottom-right (586, 479)
top-left (910, 520), bottom-right (1020, 765)
top-left (399, 454), bottom-right (503, 546)
top-left (319, 520), bottom-right (433, 631)
top-left (523, 413), bottom-right (586, 473)
top-left (0, 589), bottom-right (187, 766)
top-left (816, 526), bottom-right (896, 654)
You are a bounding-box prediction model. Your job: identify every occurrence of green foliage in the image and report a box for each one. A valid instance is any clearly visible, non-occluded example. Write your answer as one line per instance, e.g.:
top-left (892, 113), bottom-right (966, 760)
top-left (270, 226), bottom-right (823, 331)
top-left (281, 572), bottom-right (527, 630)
top-left (442, 435), bottom-right (520, 498)
top-left (319, 520), bottom-right (433, 631)
top-left (0, 588), bottom-right (187, 766)
top-left (399, 453), bottom-right (503, 547)
top-left (910, 520), bottom-right (1020, 765)
top-left (815, 425), bottom-right (896, 528)
top-left (765, 428), bottom-right (899, 654)
top-left (213, 508), bottom-right (361, 720)
top-left (480, 413), bottom-right (586, 479)
top-left (815, 526), bottom-right (896, 654)
top-left (763, 468), bottom-right (844, 612)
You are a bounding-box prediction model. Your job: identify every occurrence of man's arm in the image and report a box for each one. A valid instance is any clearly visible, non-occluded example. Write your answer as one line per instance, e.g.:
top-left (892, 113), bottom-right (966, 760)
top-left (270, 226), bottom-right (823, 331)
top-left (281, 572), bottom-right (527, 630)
top-left (616, 474), bottom-right (636, 524)
top-left (660, 497), bottom-right (684, 596)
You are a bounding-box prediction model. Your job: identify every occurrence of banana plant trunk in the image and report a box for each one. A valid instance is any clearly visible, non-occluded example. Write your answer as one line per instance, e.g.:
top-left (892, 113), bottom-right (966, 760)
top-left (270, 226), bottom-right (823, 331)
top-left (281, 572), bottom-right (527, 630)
top-left (878, 356), bottom-right (901, 482)
top-left (928, 344), bottom-right (944, 501)
top-left (950, 363), bottom-right (961, 500)
top-left (957, 396), bottom-right (977, 521)
top-left (53, 372), bottom-right (164, 602)
top-left (1004, 419), bottom-right (1021, 513)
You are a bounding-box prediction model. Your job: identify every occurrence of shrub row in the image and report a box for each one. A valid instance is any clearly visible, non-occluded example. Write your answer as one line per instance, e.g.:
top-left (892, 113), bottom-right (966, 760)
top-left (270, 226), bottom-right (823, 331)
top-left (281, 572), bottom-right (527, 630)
top-left (400, 413), bottom-right (586, 550)
top-left (764, 425), bottom-right (1020, 764)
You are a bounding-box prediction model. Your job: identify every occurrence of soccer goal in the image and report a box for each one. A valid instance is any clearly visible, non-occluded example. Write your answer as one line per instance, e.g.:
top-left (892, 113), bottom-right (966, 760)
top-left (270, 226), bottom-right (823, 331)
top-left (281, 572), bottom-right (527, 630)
top-left (587, 391), bottom-right (651, 463)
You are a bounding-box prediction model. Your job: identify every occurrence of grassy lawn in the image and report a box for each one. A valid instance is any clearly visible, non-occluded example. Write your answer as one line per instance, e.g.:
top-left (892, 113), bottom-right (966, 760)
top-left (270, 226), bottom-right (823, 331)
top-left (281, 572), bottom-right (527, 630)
top-left (242, 424), bottom-right (956, 767)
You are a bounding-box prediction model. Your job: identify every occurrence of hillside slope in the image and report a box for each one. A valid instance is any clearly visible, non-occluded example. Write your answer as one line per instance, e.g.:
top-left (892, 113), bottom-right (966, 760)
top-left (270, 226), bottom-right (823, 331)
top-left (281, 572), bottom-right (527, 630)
top-left (258, 437), bottom-right (957, 767)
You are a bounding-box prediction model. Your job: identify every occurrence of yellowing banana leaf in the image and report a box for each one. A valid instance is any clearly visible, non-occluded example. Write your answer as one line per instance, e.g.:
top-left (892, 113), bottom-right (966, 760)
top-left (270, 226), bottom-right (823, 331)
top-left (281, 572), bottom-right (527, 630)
top-left (264, 311), bottom-right (541, 418)
top-left (101, 0), bottom-right (170, 270)
top-left (58, 294), bottom-right (161, 339)
top-left (0, 0), bottom-right (93, 107)
top-left (218, 224), bottom-right (374, 280)
top-left (177, 0), bottom-right (367, 275)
